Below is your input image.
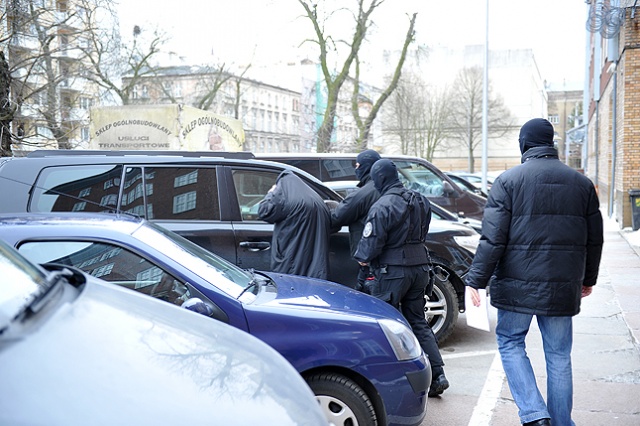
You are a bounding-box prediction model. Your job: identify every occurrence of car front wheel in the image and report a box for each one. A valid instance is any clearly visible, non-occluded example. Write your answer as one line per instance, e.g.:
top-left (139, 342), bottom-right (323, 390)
top-left (425, 273), bottom-right (459, 344)
top-left (306, 372), bottom-right (377, 426)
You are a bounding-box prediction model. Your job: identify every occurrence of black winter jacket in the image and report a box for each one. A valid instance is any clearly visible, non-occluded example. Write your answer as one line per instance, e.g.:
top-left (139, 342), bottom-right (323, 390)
top-left (330, 175), bottom-right (380, 256)
top-left (465, 146), bottom-right (604, 316)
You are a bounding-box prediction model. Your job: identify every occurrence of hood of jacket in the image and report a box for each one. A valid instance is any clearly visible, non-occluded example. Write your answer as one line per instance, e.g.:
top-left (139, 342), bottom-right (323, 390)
top-left (371, 159), bottom-right (403, 194)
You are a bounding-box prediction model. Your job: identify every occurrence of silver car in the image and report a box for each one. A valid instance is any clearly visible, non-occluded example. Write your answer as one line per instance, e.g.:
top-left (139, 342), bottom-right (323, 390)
top-left (0, 239), bottom-right (326, 426)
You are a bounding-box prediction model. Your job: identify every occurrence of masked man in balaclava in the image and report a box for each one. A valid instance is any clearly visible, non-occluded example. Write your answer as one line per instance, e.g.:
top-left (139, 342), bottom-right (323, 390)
top-left (354, 158), bottom-right (449, 398)
top-left (330, 149), bottom-right (381, 292)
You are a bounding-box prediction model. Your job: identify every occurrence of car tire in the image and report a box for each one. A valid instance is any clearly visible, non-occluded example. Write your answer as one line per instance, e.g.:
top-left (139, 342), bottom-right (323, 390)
top-left (425, 273), bottom-right (459, 344)
top-left (306, 372), bottom-right (377, 426)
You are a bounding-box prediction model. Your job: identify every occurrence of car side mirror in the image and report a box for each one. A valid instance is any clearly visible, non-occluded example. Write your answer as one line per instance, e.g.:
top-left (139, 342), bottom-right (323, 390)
top-left (442, 181), bottom-right (459, 197)
top-left (182, 297), bottom-right (214, 317)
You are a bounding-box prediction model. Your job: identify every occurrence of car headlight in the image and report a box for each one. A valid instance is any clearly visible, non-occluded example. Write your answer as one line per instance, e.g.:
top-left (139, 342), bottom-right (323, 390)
top-left (453, 234), bottom-right (480, 254)
top-left (378, 319), bottom-right (422, 361)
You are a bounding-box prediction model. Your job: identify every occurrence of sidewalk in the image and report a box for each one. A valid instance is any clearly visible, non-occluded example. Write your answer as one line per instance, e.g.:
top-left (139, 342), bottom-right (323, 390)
top-left (489, 214), bottom-right (640, 425)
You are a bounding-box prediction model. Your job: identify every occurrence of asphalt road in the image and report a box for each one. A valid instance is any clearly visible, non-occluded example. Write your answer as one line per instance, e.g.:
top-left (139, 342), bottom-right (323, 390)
top-left (421, 215), bottom-right (640, 426)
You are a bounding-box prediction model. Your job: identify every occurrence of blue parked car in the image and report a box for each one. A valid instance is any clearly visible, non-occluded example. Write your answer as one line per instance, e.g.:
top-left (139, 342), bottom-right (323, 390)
top-left (0, 213), bottom-right (431, 426)
top-left (0, 238), bottom-right (327, 426)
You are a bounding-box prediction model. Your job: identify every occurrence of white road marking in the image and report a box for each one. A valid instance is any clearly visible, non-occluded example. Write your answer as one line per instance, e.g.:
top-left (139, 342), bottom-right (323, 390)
top-left (441, 349), bottom-right (498, 360)
top-left (467, 351), bottom-right (505, 426)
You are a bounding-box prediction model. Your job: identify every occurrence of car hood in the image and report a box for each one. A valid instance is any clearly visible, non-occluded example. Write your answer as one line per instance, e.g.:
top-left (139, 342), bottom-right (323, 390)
top-left (257, 271), bottom-right (406, 322)
top-left (0, 277), bottom-right (324, 426)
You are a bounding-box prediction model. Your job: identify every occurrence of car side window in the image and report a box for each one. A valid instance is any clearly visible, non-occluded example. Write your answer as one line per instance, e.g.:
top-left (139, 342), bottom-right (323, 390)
top-left (144, 167), bottom-right (220, 220)
top-left (31, 165), bottom-right (123, 213)
top-left (320, 159), bottom-right (356, 181)
top-left (281, 160), bottom-right (321, 180)
top-left (395, 161), bottom-right (445, 197)
top-left (17, 240), bottom-right (192, 307)
top-left (231, 169), bottom-right (279, 221)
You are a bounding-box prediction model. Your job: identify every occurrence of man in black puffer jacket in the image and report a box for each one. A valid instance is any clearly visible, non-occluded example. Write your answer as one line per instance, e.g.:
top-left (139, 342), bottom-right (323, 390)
top-left (466, 118), bottom-right (604, 426)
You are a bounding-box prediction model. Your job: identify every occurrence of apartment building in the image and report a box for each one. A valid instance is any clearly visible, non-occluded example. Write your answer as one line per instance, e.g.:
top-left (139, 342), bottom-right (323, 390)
top-left (4, 0), bottom-right (100, 152)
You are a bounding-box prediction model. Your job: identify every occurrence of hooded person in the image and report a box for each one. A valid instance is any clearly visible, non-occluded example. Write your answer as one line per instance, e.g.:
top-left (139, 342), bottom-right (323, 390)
top-left (354, 158), bottom-right (449, 398)
top-left (518, 117), bottom-right (557, 162)
top-left (465, 118), bottom-right (603, 426)
top-left (258, 170), bottom-right (331, 280)
top-left (330, 149), bottom-right (382, 291)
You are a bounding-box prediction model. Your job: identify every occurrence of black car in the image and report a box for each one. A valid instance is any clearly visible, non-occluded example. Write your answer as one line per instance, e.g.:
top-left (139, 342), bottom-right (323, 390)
top-left (256, 153), bottom-right (487, 220)
top-left (0, 150), bottom-right (478, 342)
top-left (325, 180), bottom-right (483, 233)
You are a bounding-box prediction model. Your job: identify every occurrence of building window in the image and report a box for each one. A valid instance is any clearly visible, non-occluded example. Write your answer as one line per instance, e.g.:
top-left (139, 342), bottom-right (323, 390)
top-left (174, 170), bottom-right (198, 187)
top-left (173, 191), bottom-right (197, 214)
top-left (91, 263), bottom-right (114, 278)
top-left (81, 127), bottom-right (90, 141)
top-left (548, 115), bottom-right (559, 124)
top-left (79, 97), bottom-right (93, 110)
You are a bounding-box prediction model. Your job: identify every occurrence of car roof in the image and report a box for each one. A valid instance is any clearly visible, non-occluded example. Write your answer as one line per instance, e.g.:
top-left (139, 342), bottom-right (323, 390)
top-left (4, 150), bottom-right (335, 193)
top-left (26, 149), bottom-right (256, 160)
top-left (0, 212), bottom-right (145, 231)
top-left (257, 152), bottom-right (439, 164)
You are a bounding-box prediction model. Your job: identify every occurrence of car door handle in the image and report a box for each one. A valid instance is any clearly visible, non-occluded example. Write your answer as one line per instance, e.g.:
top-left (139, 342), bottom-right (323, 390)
top-left (239, 241), bottom-right (271, 252)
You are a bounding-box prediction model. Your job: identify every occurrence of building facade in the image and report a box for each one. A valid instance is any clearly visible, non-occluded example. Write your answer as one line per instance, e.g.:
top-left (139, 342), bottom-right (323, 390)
top-left (584, 0), bottom-right (640, 229)
top-left (123, 60), bottom-right (377, 154)
top-left (547, 89), bottom-right (584, 165)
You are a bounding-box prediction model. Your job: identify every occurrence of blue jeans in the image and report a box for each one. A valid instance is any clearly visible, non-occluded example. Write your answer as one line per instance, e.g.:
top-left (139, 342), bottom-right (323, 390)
top-left (496, 310), bottom-right (575, 426)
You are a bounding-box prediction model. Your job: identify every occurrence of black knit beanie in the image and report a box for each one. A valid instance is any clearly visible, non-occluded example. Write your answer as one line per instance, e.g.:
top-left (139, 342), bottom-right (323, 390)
top-left (518, 118), bottom-right (555, 154)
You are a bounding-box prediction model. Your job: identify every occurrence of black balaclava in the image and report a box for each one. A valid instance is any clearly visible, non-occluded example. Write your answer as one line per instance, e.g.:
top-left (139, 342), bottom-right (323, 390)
top-left (354, 149), bottom-right (381, 182)
top-left (518, 118), bottom-right (555, 154)
top-left (371, 159), bottom-right (400, 194)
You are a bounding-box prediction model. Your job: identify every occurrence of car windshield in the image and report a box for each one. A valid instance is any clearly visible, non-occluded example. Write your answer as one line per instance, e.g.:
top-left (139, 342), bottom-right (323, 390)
top-left (0, 240), bottom-right (48, 327)
top-left (132, 222), bottom-right (255, 298)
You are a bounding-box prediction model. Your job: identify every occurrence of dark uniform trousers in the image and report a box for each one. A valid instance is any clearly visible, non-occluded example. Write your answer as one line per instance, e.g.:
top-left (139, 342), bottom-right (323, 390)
top-left (371, 263), bottom-right (444, 369)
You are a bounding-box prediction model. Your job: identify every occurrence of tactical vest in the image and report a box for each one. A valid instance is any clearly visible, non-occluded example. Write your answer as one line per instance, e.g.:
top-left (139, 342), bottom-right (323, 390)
top-left (377, 189), bottom-right (430, 266)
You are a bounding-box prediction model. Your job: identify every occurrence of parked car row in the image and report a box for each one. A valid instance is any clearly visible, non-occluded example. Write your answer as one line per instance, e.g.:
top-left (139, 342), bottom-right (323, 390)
top-left (0, 213), bottom-right (430, 426)
top-left (0, 238), bottom-right (327, 426)
top-left (0, 149), bottom-right (478, 343)
top-left (0, 150), bottom-right (441, 426)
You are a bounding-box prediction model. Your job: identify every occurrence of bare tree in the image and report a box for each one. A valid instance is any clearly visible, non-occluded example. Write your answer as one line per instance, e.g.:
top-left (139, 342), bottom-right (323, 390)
top-left (298, 0), bottom-right (416, 153)
top-left (0, 51), bottom-right (12, 156)
top-left (2, 0), bottom-right (151, 150)
top-left (349, 12), bottom-right (416, 151)
top-left (386, 72), bottom-right (452, 161)
top-left (5, 0), bottom-right (100, 150)
top-left (148, 62), bottom-right (251, 114)
top-left (80, 1), bottom-right (169, 105)
top-left (448, 66), bottom-right (513, 172)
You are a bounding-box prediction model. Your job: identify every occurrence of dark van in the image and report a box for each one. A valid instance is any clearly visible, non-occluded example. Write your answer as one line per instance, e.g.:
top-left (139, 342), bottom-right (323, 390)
top-left (257, 153), bottom-right (487, 221)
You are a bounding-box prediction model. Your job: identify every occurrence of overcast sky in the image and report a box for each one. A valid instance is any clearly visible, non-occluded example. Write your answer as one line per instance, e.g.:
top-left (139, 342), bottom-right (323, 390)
top-left (117, 0), bottom-right (590, 89)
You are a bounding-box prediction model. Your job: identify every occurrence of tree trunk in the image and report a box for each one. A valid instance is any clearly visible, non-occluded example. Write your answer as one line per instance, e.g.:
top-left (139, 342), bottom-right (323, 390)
top-left (0, 52), bottom-right (13, 157)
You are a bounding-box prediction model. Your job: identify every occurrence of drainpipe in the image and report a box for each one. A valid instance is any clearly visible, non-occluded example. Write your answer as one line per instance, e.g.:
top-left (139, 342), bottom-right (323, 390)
top-left (609, 61), bottom-right (618, 217)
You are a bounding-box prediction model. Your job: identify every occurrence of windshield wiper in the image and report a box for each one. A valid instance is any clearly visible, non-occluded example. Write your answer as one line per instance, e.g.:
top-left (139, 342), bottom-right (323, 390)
top-left (237, 269), bottom-right (265, 300)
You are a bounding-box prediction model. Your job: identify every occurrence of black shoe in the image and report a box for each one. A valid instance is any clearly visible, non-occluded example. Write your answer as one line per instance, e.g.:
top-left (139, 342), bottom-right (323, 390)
top-left (523, 419), bottom-right (551, 426)
top-left (428, 373), bottom-right (449, 397)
